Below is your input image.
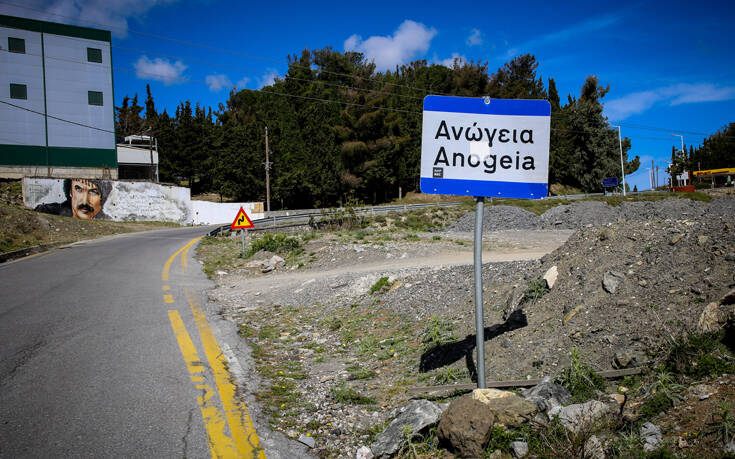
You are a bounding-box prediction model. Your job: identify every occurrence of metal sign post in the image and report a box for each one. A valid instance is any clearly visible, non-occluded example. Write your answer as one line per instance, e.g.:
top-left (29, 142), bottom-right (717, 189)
top-left (473, 196), bottom-right (486, 388)
top-left (241, 229), bottom-right (246, 256)
top-left (420, 95), bottom-right (551, 389)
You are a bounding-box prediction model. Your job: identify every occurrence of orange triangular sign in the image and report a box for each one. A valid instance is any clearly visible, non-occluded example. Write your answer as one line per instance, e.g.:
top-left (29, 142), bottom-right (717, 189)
top-left (230, 207), bottom-right (254, 229)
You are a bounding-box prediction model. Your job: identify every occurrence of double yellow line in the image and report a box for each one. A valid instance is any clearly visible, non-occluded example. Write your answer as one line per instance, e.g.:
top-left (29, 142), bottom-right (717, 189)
top-left (163, 236), bottom-right (264, 458)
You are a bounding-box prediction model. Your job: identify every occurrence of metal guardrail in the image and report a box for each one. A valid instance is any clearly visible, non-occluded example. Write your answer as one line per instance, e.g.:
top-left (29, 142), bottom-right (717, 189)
top-left (207, 201), bottom-right (464, 236)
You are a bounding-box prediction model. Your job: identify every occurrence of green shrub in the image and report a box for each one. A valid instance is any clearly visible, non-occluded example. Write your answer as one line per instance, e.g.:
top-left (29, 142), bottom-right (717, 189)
top-left (523, 277), bottom-right (549, 303)
top-left (331, 382), bottom-right (375, 404)
top-left (556, 349), bottom-right (606, 403)
top-left (370, 276), bottom-right (391, 294)
top-left (246, 233), bottom-right (301, 257)
top-left (665, 331), bottom-right (735, 378)
top-left (421, 316), bottom-right (456, 350)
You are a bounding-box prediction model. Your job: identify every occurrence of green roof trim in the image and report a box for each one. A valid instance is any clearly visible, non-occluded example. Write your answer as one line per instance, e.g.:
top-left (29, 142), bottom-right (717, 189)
top-left (0, 14), bottom-right (111, 42)
top-left (0, 145), bottom-right (117, 168)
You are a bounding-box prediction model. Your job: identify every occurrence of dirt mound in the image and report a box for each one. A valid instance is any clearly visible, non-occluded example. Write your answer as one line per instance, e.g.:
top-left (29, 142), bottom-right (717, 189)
top-left (539, 200), bottom-right (618, 228)
top-left (448, 205), bottom-right (541, 231)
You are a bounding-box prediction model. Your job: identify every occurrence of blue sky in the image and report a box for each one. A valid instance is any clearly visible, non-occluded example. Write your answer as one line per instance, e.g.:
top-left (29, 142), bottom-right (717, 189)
top-left (4, 0), bottom-right (734, 190)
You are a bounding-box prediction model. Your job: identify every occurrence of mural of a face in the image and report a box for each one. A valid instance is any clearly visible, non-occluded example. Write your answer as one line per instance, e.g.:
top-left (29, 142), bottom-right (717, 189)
top-left (70, 179), bottom-right (103, 219)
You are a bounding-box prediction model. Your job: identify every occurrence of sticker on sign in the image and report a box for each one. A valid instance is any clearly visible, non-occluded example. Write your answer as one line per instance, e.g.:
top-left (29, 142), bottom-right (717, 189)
top-left (421, 96), bottom-right (550, 199)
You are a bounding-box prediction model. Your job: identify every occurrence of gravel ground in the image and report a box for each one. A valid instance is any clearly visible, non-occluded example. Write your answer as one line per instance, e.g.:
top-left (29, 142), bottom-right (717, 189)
top-left (448, 196), bottom-right (735, 232)
top-left (200, 195), bottom-right (735, 458)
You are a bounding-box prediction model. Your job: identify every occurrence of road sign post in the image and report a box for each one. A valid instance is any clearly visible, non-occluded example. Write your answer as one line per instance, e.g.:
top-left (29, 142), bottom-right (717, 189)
top-left (421, 96), bottom-right (550, 388)
top-left (231, 207), bottom-right (255, 257)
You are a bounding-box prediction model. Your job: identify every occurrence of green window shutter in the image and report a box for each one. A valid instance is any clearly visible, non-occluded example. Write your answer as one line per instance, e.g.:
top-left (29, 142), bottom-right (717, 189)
top-left (88, 90), bottom-right (103, 106)
top-left (8, 37), bottom-right (25, 53)
top-left (10, 83), bottom-right (27, 100)
top-left (87, 47), bottom-right (102, 63)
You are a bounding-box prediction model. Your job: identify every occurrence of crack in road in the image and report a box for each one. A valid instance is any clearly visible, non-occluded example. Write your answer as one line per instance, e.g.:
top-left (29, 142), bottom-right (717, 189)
top-left (181, 407), bottom-right (195, 458)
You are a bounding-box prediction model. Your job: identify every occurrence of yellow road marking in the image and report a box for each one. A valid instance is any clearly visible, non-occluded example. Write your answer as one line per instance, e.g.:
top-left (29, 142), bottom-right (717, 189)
top-left (164, 294), bottom-right (175, 304)
top-left (162, 236), bottom-right (202, 282)
top-left (185, 289), bottom-right (264, 458)
top-left (168, 310), bottom-right (239, 458)
top-left (163, 285), bottom-right (171, 291)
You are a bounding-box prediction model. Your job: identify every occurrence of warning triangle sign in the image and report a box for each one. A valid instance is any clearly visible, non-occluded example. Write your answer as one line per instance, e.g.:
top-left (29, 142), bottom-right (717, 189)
top-left (230, 207), bottom-right (254, 229)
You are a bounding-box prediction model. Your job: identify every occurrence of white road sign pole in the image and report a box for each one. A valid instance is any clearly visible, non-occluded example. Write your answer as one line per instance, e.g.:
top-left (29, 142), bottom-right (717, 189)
top-left (420, 96), bottom-right (550, 389)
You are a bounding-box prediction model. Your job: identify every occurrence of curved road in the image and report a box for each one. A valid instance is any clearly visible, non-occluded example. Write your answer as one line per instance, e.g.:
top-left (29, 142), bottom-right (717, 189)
top-left (0, 227), bottom-right (306, 458)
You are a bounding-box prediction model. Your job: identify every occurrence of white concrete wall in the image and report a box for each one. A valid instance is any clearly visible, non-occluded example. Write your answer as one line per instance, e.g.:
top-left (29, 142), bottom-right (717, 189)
top-left (117, 145), bottom-right (158, 165)
top-left (0, 26), bottom-right (45, 146)
top-left (191, 201), bottom-right (265, 225)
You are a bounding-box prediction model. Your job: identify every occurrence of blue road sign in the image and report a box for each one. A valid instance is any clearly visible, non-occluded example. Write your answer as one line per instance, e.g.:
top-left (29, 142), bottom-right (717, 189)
top-left (420, 96), bottom-right (551, 199)
top-left (602, 177), bottom-right (619, 187)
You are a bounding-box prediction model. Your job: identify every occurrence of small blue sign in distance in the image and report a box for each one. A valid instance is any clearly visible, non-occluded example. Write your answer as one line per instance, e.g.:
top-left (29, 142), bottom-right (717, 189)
top-left (420, 95), bottom-right (551, 199)
top-left (602, 177), bottom-right (619, 187)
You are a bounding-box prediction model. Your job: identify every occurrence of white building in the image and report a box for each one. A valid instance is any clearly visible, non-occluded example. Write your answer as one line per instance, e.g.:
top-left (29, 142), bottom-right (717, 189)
top-left (0, 14), bottom-right (116, 179)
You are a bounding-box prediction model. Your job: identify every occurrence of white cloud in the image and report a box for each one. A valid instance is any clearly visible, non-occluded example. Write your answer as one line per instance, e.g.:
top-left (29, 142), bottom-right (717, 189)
top-left (235, 77), bottom-right (250, 89)
top-left (466, 28), bottom-right (483, 46)
top-left (257, 70), bottom-right (278, 89)
top-left (0, 0), bottom-right (180, 38)
top-left (343, 20), bottom-right (437, 71)
top-left (436, 53), bottom-right (466, 68)
top-left (605, 83), bottom-right (735, 120)
top-left (134, 56), bottom-right (187, 86)
top-left (503, 13), bottom-right (621, 58)
top-left (205, 74), bottom-right (233, 92)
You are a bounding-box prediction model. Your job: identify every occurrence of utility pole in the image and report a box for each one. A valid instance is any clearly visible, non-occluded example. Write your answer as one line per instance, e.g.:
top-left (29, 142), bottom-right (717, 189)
top-left (612, 125), bottom-right (626, 196)
top-left (264, 126), bottom-right (271, 212)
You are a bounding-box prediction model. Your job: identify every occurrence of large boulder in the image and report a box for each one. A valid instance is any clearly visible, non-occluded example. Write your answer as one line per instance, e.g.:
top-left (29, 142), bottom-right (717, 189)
top-left (437, 395), bottom-right (496, 458)
top-left (520, 376), bottom-right (571, 413)
top-left (641, 422), bottom-right (662, 452)
top-left (473, 389), bottom-right (538, 426)
top-left (370, 400), bottom-right (441, 458)
top-left (697, 289), bottom-right (735, 334)
top-left (549, 400), bottom-right (612, 434)
top-left (602, 271), bottom-right (625, 294)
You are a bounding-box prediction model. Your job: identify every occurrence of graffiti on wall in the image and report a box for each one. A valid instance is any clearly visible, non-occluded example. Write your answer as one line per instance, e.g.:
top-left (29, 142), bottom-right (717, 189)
top-left (24, 178), bottom-right (192, 224)
top-left (34, 178), bottom-right (112, 219)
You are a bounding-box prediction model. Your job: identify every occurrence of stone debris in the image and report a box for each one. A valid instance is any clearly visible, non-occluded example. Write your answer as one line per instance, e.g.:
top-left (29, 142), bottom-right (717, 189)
top-left (641, 422), bottom-right (662, 452)
top-left (602, 271), bottom-right (625, 294)
top-left (355, 446), bottom-right (373, 459)
top-left (297, 433), bottom-right (316, 448)
top-left (370, 400), bottom-right (441, 458)
top-left (472, 389), bottom-right (537, 426)
top-left (543, 265), bottom-right (558, 289)
top-left (520, 376), bottom-right (571, 413)
top-left (549, 400), bottom-right (611, 433)
top-left (510, 441), bottom-right (528, 458)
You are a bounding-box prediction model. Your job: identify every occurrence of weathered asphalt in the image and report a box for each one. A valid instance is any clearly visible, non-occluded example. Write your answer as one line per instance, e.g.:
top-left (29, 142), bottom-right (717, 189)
top-left (0, 226), bottom-right (309, 458)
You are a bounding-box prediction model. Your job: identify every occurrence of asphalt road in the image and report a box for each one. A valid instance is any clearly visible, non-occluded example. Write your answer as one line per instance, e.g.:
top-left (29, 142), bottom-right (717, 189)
top-left (0, 226), bottom-right (307, 458)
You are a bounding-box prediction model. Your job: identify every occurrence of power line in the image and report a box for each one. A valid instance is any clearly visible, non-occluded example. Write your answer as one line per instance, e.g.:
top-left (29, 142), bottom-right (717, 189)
top-left (0, 100), bottom-right (115, 133)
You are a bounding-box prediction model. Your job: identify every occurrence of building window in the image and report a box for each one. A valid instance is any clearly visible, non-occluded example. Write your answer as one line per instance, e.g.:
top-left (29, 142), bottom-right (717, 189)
top-left (87, 47), bottom-right (102, 63)
top-left (88, 91), bottom-right (103, 106)
top-left (10, 83), bottom-right (27, 100)
top-left (8, 37), bottom-right (25, 54)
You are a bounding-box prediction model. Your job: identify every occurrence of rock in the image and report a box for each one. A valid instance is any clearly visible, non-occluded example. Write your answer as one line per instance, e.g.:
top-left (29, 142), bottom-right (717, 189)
top-left (261, 255), bottom-right (285, 273)
top-left (641, 422), bottom-right (662, 452)
top-left (669, 233), bottom-right (684, 245)
top-left (298, 433), bottom-right (316, 448)
top-left (725, 253), bottom-right (735, 262)
top-left (697, 235), bottom-right (710, 246)
top-left (584, 434), bottom-right (606, 459)
top-left (520, 376), bottom-right (571, 413)
top-left (437, 395), bottom-right (495, 458)
top-left (371, 400), bottom-right (442, 458)
top-left (697, 301), bottom-right (735, 333)
top-left (501, 338), bottom-right (512, 349)
top-left (549, 400), bottom-right (611, 433)
top-left (602, 271), bottom-right (625, 294)
top-left (690, 384), bottom-right (714, 400)
top-left (563, 306), bottom-right (583, 325)
top-left (510, 441), bottom-right (528, 458)
top-left (613, 350), bottom-right (637, 369)
top-left (215, 270), bottom-right (227, 275)
top-left (356, 445), bottom-right (374, 459)
top-left (543, 266), bottom-right (559, 290)
top-left (725, 440), bottom-right (735, 454)
top-left (473, 389), bottom-right (537, 426)
top-left (487, 450), bottom-right (503, 459)
top-left (503, 289), bottom-right (525, 321)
